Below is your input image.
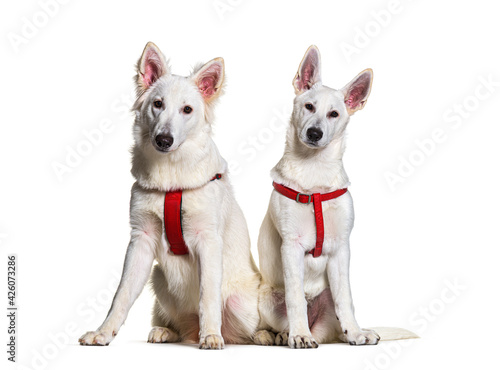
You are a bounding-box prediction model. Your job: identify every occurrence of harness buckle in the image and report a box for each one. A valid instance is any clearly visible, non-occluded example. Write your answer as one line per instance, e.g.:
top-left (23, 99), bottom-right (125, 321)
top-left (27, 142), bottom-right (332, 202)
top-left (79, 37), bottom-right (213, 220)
top-left (296, 193), bottom-right (312, 204)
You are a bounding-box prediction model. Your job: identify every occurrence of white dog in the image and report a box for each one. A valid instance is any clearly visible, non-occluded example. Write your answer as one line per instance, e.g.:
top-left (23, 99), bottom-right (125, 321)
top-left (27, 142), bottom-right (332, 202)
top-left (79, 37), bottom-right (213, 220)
top-left (79, 42), bottom-right (261, 349)
top-left (255, 45), bottom-right (382, 348)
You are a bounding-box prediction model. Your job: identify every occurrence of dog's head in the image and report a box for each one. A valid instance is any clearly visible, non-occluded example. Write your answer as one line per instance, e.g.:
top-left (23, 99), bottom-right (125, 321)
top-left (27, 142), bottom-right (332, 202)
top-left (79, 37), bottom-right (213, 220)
top-left (291, 45), bottom-right (373, 149)
top-left (132, 42), bottom-right (224, 153)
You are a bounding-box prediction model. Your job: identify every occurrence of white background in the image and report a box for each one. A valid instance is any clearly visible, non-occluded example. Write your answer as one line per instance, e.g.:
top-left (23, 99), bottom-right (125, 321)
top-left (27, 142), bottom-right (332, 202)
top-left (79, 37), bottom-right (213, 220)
top-left (1, 0), bottom-right (499, 369)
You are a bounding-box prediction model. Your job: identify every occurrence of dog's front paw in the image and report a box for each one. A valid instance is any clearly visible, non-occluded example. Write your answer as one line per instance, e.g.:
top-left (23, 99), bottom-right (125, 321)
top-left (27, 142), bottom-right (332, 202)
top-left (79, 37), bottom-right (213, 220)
top-left (79, 330), bottom-right (115, 346)
top-left (254, 330), bottom-right (275, 346)
top-left (345, 328), bottom-right (380, 345)
top-left (288, 333), bottom-right (319, 349)
top-left (199, 334), bottom-right (224, 350)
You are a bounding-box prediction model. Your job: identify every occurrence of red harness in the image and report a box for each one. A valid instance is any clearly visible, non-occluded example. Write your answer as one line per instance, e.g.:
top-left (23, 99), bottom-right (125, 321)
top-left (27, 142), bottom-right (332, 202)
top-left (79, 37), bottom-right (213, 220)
top-left (164, 174), bottom-right (222, 255)
top-left (272, 182), bottom-right (348, 257)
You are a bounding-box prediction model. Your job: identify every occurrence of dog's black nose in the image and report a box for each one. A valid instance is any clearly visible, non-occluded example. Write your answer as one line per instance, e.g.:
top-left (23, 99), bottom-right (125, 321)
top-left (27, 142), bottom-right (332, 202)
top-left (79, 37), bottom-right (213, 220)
top-left (306, 127), bottom-right (323, 143)
top-left (155, 134), bottom-right (174, 151)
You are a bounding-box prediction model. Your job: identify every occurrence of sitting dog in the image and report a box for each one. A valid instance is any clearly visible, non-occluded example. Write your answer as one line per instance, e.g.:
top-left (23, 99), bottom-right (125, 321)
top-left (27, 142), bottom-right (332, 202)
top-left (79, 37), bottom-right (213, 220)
top-left (254, 45), bottom-right (380, 348)
top-left (79, 42), bottom-right (261, 349)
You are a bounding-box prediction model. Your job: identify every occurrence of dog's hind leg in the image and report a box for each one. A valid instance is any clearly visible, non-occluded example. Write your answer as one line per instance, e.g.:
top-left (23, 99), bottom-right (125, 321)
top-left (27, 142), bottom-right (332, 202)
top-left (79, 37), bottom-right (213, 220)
top-left (222, 292), bottom-right (261, 344)
top-left (308, 289), bottom-right (341, 344)
top-left (254, 283), bottom-right (290, 346)
top-left (253, 330), bottom-right (276, 346)
top-left (148, 326), bottom-right (180, 343)
top-left (274, 331), bottom-right (289, 345)
top-left (148, 300), bottom-right (181, 343)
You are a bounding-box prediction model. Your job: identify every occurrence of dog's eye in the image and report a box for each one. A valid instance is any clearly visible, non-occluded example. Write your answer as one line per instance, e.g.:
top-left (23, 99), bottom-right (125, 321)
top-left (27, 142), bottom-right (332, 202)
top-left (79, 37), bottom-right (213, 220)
top-left (305, 103), bottom-right (314, 111)
top-left (183, 106), bottom-right (193, 114)
top-left (154, 100), bottom-right (163, 108)
top-left (330, 111), bottom-right (339, 118)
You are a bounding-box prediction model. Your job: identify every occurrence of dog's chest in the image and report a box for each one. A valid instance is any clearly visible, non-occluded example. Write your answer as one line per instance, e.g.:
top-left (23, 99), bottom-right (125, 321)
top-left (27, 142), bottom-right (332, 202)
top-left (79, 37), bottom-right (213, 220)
top-left (308, 202), bottom-right (343, 247)
top-left (275, 195), bottom-right (351, 255)
top-left (140, 184), bottom-right (223, 260)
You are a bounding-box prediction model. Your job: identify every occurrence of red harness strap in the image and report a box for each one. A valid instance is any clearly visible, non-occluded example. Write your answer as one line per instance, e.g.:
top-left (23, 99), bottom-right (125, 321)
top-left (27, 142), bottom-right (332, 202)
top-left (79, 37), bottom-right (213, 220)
top-left (272, 182), bottom-right (348, 257)
top-left (164, 174), bottom-right (222, 255)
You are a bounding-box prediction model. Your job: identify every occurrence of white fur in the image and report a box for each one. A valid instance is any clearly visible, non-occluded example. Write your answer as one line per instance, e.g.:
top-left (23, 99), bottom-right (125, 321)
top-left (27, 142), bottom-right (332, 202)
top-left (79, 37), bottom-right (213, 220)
top-left (255, 46), bottom-right (413, 348)
top-left (79, 42), bottom-right (261, 349)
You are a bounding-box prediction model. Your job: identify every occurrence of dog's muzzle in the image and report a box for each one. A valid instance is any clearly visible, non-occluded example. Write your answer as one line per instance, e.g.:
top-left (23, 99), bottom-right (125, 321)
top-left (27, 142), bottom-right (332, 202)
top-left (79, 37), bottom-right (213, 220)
top-left (306, 127), bottom-right (323, 144)
top-left (154, 134), bottom-right (174, 152)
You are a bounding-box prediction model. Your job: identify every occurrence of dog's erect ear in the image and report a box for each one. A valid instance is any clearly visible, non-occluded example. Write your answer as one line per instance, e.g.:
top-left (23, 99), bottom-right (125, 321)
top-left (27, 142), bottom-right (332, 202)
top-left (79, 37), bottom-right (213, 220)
top-left (341, 69), bottom-right (373, 115)
top-left (293, 45), bottom-right (322, 94)
top-left (191, 58), bottom-right (225, 102)
top-left (136, 42), bottom-right (169, 95)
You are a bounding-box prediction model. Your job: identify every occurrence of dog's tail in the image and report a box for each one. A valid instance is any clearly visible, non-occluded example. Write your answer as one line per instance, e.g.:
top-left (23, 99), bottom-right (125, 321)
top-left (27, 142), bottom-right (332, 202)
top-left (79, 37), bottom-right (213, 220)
top-left (369, 327), bottom-right (419, 341)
